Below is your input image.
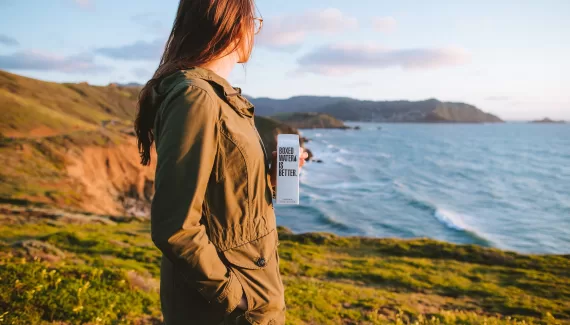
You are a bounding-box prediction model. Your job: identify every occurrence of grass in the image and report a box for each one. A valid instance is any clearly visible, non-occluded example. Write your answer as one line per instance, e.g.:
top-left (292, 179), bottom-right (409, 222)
top-left (0, 205), bottom-right (568, 324)
top-left (0, 257), bottom-right (160, 324)
top-left (0, 70), bottom-right (139, 136)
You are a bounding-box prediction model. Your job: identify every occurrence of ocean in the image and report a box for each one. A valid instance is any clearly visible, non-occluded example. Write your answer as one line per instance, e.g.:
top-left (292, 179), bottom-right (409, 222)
top-left (274, 122), bottom-right (570, 254)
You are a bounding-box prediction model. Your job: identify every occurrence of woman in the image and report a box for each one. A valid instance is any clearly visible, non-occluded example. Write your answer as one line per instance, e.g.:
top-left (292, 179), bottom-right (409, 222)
top-left (135, 0), bottom-right (307, 324)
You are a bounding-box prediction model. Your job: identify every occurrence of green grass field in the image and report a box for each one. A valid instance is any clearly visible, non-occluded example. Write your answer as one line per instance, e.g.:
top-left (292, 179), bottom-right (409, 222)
top-left (1, 204), bottom-right (568, 325)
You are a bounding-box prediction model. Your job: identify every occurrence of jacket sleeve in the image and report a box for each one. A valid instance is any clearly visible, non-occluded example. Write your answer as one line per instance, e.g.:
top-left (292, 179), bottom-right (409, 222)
top-left (151, 84), bottom-right (243, 314)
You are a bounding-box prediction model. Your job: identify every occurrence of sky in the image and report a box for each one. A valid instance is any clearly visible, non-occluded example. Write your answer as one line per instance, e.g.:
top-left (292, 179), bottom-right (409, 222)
top-left (0, 0), bottom-right (569, 120)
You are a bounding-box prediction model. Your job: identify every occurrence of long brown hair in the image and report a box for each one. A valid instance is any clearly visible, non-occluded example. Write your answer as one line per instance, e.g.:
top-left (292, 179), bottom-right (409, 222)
top-left (135, 0), bottom-right (256, 166)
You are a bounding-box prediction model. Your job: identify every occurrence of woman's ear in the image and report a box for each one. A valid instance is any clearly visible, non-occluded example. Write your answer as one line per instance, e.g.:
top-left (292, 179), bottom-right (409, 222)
top-left (237, 29), bottom-right (254, 64)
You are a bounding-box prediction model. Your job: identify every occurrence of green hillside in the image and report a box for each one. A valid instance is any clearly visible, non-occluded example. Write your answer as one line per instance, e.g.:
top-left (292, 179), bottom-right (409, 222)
top-left (0, 204), bottom-right (568, 324)
top-left (0, 70), bottom-right (139, 137)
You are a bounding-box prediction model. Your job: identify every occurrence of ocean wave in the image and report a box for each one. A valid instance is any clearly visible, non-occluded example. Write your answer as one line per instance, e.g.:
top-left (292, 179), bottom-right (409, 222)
top-left (299, 168), bottom-right (309, 183)
top-left (373, 221), bottom-right (418, 238)
top-left (301, 180), bottom-right (377, 196)
top-left (432, 207), bottom-right (492, 246)
top-left (433, 208), bottom-right (473, 232)
top-left (294, 204), bottom-right (355, 233)
top-left (397, 187), bottom-right (492, 246)
top-left (334, 157), bottom-right (353, 167)
top-left (318, 213), bottom-right (354, 232)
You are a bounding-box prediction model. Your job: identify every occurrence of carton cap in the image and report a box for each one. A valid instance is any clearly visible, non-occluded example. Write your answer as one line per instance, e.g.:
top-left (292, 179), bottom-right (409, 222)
top-left (277, 134), bottom-right (300, 143)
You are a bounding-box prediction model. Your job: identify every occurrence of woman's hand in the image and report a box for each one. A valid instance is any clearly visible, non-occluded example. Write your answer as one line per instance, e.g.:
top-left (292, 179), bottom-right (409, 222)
top-left (237, 294), bottom-right (247, 310)
top-left (270, 147), bottom-right (309, 187)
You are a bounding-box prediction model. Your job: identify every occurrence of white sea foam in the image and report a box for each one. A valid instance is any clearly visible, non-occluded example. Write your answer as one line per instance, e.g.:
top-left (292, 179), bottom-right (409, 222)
top-left (434, 208), bottom-right (472, 232)
top-left (334, 157), bottom-right (351, 166)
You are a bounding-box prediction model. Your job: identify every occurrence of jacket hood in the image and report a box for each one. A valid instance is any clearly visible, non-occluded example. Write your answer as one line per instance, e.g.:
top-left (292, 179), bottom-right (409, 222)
top-left (153, 67), bottom-right (255, 118)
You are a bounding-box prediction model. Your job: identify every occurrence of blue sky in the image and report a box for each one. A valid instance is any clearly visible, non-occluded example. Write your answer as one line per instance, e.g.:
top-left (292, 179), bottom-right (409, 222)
top-left (1, 0), bottom-right (569, 120)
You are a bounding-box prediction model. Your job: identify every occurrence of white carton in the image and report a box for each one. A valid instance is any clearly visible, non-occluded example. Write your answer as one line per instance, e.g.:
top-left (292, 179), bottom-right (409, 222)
top-left (276, 134), bottom-right (300, 205)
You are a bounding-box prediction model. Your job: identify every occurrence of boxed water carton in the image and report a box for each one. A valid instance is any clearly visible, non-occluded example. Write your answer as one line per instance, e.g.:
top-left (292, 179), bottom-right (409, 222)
top-left (276, 134), bottom-right (300, 205)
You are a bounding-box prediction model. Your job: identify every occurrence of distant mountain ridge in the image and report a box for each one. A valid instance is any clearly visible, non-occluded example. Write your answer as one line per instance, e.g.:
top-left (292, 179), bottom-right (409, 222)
top-left (250, 96), bottom-right (504, 123)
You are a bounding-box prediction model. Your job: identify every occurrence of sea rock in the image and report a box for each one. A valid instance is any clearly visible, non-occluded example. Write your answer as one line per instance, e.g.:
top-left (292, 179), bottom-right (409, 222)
top-left (530, 118), bottom-right (566, 124)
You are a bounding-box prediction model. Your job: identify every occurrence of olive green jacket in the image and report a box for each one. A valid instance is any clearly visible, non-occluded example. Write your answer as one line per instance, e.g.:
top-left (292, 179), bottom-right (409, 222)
top-left (151, 67), bottom-right (285, 325)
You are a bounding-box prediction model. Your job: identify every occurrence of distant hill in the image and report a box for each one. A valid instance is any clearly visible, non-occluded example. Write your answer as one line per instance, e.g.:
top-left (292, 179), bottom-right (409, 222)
top-left (530, 118), bottom-right (566, 124)
top-left (250, 96), bottom-right (503, 123)
top-left (115, 82), bottom-right (144, 87)
top-left (1, 72), bottom-right (140, 138)
top-left (253, 115), bottom-right (302, 153)
top-left (0, 70), bottom-right (298, 215)
top-left (270, 112), bottom-right (349, 129)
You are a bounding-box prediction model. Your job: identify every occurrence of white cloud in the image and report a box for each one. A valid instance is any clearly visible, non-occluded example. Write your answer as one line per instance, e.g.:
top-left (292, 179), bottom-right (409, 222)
top-left (372, 16), bottom-right (397, 33)
top-left (131, 13), bottom-right (168, 35)
top-left (0, 34), bottom-right (19, 46)
top-left (345, 81), bottom-right (372, 88)
top-left (256, 8), bottom-right (358, 52)
top-left (0, 50), bottom-right (109, 73)
top-left (132, 67), bottom-right (152, 79)
top-left (73, 0), bottom-right (91, 9)
top-left (95, 39), bottom-right (165, 61)
top-left (297, 44), bottom-right (471, 75)
top-left (485, 96), bottom-right (510, 101)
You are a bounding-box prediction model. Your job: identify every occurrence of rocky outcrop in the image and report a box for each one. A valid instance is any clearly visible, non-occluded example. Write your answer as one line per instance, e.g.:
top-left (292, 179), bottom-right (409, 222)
top-left (65, 140), bottom-right (155, 216)
top-left (530, 118), bottom-right (566, 124)
top-left (270, 112), bottom-right (349, 129)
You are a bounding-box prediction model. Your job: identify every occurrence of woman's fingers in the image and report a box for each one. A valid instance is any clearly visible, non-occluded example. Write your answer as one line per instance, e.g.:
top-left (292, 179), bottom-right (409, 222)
top-left (299, 153), bottom-right (309, 167)
top-left (298, 148), bottom-right (309, 167)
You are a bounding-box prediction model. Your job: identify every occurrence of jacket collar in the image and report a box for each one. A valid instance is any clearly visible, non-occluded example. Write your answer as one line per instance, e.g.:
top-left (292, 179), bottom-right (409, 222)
top-left (182, 67), bottom-right (255, 118)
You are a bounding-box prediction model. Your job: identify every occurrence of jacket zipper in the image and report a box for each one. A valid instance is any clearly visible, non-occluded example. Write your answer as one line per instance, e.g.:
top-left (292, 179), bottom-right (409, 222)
top-left (249, 118), bottom-right (269, 165)
top-left (249, 118), bottom-right (276, 206)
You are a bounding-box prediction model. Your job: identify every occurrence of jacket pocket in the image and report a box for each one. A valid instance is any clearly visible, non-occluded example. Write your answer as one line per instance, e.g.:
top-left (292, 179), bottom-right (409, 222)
top-left (222, 229), bottom-right (285, 325)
